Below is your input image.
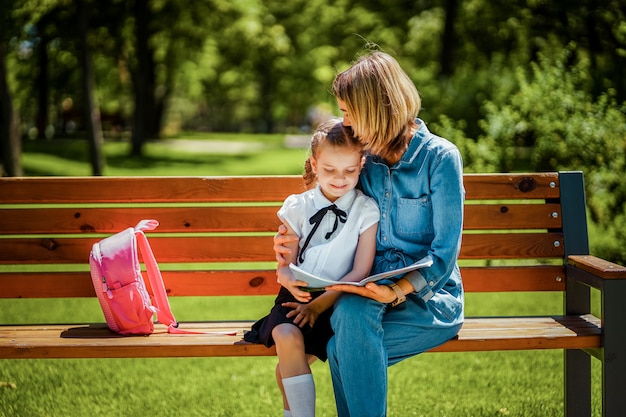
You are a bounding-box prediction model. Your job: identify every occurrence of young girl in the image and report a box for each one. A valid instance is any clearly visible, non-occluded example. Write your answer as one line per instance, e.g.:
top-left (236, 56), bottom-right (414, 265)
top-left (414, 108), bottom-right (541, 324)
top-left (244, 118), bottom-right (379, 417)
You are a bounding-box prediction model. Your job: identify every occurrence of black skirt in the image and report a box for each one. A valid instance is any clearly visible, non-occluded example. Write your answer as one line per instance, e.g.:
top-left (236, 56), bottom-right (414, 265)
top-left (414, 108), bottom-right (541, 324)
top-left (244, 286), bottom-right (334, 361)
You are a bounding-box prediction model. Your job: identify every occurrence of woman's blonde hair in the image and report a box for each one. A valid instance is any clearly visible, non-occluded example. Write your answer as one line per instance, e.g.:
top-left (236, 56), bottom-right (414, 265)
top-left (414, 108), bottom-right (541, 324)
top-left (332, 51), bottom-right (421, 160)
top-left (303, 118), bottom-right (363, 188)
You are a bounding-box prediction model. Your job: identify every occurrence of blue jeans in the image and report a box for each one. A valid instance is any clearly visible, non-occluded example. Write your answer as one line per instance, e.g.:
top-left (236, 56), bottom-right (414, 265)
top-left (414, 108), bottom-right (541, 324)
top-left (327, 292), bottom-right (462, 417)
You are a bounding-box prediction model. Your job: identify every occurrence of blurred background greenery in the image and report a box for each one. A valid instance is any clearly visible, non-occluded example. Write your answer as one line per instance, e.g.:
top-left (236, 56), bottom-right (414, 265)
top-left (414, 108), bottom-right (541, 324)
top-left (1, 1), bottom-right (625, 262)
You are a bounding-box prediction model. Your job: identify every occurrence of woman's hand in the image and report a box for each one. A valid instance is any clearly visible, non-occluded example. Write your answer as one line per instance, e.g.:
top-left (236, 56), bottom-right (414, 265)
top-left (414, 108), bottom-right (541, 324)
top-left (277, 266), bottom-right (312, 303)
top-left (325, 282), bottom-right (397, 304)
top-left (273, 224), bottom-right (300, 266)
top-left (282, 301), bottom-right (322, 328)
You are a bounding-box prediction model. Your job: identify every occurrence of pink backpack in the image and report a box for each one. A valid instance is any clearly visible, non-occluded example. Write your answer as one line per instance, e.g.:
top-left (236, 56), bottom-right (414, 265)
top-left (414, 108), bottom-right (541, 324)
top-left (89, 219), bottom-right (234, 336)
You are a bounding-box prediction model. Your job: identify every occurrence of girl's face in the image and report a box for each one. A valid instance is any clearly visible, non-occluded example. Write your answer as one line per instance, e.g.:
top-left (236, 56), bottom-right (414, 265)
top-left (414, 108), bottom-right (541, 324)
top-left (310, 143), bottom-right (363, 202)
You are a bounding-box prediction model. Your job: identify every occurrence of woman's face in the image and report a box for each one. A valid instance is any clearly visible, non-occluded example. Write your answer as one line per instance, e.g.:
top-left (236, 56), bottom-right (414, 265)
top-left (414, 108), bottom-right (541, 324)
top-left (336, 98), bottom-right (352, 127)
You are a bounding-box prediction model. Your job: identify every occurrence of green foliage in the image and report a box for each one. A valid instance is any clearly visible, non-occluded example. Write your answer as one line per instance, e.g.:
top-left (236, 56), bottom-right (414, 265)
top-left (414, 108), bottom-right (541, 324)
top-left (479, 46), bottom-right (626, 263)
top-left (430, 115), bottom-right (498, 173)
top-left (5, 0), bottom-right (625, 137)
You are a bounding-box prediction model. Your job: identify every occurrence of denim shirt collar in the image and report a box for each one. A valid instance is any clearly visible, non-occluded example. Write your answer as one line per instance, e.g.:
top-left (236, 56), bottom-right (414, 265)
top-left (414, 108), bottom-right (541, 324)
top-left (370, 118), bottom-right (429, 168)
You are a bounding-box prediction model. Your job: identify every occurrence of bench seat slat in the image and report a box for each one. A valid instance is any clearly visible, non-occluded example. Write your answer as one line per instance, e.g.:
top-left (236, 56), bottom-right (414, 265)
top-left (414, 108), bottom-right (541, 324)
top-left (0, 315), bottom-right (600, 359)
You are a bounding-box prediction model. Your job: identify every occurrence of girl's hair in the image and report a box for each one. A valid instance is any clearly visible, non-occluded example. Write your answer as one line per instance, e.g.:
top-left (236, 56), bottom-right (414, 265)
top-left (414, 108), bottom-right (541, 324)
top-left (332, 51), bottom-right (421, 161)
top-left (303, 118), bottom-right (363, 187)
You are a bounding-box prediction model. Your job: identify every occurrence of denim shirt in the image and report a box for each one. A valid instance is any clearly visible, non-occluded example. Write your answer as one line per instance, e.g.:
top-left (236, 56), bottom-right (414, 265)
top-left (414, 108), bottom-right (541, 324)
top-left (359, 119), bottom-right (465, 302)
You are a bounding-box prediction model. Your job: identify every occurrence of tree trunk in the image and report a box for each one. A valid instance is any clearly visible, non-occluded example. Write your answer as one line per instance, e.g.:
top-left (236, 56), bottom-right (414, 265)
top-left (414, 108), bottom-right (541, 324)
top-left (35, 33), bottom-right (49, 139)
top-left (259, 59), bottom-right (274, 133)
top-left (78, 0), bottom-right (105, 176)
top-left (131, 0), bottom-right (157, 156)
top-left (440, 0), bottom-right (458, 77)
top-left (0, 41), bottom-right (22, 177)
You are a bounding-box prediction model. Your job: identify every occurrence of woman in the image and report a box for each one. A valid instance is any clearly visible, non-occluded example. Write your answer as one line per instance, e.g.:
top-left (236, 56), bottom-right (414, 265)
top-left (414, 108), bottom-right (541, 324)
top-left (275, 51), bottom-right (465, 417)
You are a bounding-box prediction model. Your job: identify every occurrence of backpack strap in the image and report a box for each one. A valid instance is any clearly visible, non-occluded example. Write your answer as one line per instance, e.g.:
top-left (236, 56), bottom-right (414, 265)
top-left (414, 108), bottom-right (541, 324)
top-left (134, 220), bottom-right (236, 336)
top-left (134, 220), bottom-right (177, 328)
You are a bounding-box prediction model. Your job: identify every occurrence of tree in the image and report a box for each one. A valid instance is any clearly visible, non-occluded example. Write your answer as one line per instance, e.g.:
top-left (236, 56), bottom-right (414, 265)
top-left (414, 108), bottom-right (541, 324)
top-left (130, 0), bottom-right (153, 156)
top-left (0, 42), bottom-right (22, 177)
top-left (125, 0), bottom-right (216, 154)
top-left (78, 0), bottom-right (105, 175)
top-left (0, 0), bottom-right (23, 176)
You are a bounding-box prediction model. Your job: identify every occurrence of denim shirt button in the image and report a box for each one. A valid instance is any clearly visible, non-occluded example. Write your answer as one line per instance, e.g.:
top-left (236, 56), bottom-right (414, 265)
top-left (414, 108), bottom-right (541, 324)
top-left (429, 281), bottom-right (435, 286)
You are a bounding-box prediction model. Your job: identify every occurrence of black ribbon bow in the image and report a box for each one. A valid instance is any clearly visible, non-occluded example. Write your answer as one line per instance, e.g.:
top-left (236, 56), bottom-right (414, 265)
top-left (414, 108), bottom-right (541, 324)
top-left (298, 204), bottom-right (347, 264)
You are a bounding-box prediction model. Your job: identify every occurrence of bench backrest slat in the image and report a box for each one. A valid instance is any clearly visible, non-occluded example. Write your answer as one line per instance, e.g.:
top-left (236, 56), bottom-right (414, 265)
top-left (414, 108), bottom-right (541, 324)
top-left (0, 232), bottom-right (564, 264)
top-left (1, 203), bottom-right (562, 234)
top-left (0, 265), bottom-right (565, 298)
top-left (0, 172), bottom-right (580, 300)
top-left (0, 174), bottom-right (560, 203)
top-left (0, 176), bottom-right (305, 203)
top-left (0, 206), bottom-right (282, 234)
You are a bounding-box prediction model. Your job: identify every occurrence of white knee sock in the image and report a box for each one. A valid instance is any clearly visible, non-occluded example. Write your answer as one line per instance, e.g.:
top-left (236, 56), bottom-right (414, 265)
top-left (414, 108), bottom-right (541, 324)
top-left (282, 373), bottom-right (315, 417)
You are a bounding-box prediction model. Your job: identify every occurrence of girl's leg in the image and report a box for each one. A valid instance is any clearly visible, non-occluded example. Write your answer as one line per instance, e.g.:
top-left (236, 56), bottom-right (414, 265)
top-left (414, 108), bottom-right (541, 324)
top-left (272, 323), bottom-right (317, 417)
top-left (275, 364), bottom-right (289, 411)
top-left (275, 355), bottom-right (318, 414)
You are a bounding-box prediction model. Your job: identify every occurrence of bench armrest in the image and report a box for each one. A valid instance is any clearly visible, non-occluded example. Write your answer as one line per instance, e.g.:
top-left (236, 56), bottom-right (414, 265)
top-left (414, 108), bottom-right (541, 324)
top-left (568, 255), bottom-right (626, 279)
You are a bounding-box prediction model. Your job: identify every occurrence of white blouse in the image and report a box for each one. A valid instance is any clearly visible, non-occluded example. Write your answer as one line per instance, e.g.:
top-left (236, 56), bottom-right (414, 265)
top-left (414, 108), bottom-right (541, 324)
top-left (278, 185), bottom-right (380, 281)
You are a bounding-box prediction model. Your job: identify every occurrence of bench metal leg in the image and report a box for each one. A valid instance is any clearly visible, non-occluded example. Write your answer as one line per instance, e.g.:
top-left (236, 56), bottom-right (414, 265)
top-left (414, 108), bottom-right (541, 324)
top-left (565, 276), bottom-right (592, 417)
top-left (602, 279), bottom-right (626, 417)
top-left (565, 349), bottom-right (591, 417)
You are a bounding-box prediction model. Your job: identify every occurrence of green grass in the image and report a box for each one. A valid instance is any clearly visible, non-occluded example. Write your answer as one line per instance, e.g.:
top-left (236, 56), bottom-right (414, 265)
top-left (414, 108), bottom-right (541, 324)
top-left (20, 134), bottom-right (308, 176)
top-left (1, 134), bottom-right (604, 416)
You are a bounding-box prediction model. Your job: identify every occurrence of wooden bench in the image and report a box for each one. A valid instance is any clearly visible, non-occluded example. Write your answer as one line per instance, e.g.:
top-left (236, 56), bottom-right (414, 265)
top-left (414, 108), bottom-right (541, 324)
top-left (1, 172), bottom-right (625, 416)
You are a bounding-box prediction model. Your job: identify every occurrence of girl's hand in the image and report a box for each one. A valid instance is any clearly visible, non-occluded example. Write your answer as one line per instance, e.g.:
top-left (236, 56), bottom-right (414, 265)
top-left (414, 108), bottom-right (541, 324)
top-left (273, 224), bottom-right (299, 266)
top-left (277, 267), bottom-right (312, 303)
top-left (325, 282), bottom-right (397, 304)
top-left (282, 301), bottom-right (322, 328)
